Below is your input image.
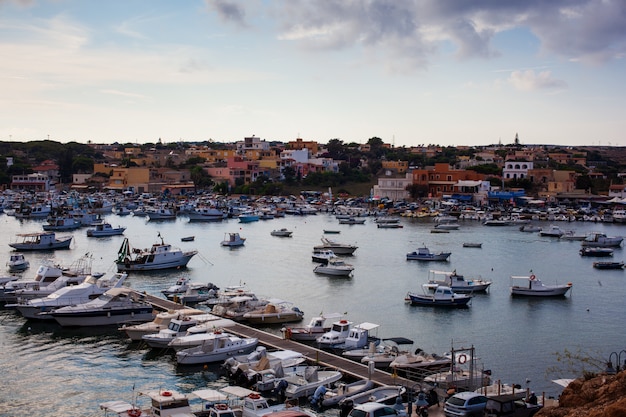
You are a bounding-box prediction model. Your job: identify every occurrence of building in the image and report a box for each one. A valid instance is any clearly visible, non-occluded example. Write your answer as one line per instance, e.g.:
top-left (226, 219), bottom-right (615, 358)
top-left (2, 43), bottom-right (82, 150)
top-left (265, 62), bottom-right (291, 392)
top-left (372, 171), bottom-right (413, 201)
top-left (10, 173), bottom-right (50, 192)
top-left (503, 160), bottom-right (533, 180)
top-left (411, 163), bottom-right (485, 199)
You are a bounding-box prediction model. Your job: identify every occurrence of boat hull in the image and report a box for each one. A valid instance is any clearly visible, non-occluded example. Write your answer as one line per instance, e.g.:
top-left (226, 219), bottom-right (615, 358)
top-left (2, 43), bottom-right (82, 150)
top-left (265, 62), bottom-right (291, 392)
top-left (52, 308), bottom-right (155, 327)
top-left (116, 254), bottom-right (196, 272)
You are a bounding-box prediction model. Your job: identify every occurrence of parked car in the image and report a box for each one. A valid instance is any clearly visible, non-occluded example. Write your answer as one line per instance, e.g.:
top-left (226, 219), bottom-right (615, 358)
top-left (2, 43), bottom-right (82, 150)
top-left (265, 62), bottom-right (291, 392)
top-left (348, 402), bottom-right (402, 417)
top-left (484, 392), bottom-right (542, 417)
top-left (444, 392), bottom-right (489, 417)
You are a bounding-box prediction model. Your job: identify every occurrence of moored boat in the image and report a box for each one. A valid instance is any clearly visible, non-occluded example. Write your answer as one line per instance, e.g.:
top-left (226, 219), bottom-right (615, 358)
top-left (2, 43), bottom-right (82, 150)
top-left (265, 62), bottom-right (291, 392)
top-left (593, 261), bottom-right (624, 270)
top-left (86, 222), bottom-right (126, 237)
top-left (510, 273), bottom-right (572, 297)
top-left (405, 285), bottom-right (472, 307)
top-left (115, 234), bottom-right (198, 272)
top-left (8, 231), bottom-right (72, 251)
top-left (406, 246), bottom-right (451, 261)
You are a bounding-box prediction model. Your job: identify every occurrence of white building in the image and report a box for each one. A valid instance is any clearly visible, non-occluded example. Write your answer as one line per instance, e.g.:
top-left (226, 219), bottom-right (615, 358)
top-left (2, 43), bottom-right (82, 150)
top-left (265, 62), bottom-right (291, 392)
top-left (503, 160), bottom-right (533, 180)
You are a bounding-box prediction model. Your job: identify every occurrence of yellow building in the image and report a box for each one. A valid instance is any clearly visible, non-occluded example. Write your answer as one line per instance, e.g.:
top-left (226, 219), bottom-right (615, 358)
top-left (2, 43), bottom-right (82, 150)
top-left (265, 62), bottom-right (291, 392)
top-left (382, 160), bottom-right (409, 174)
top-left (107, 167), bottom-right (150, 193)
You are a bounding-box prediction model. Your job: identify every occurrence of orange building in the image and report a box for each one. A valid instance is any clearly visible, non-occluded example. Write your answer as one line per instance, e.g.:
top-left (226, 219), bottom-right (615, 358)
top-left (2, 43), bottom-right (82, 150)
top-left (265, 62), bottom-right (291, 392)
top-left (412, 163), bottom-right (485, 198)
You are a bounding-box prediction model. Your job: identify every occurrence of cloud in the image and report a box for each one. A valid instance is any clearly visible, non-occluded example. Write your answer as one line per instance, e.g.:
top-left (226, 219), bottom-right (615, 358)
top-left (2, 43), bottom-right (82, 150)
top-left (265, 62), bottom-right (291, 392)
top-left (508, 70), bottom-right (567, 91)
top-left (266, 0), bottom-right (626, 69)
top-left (205, 0), bottom-right (248, 28)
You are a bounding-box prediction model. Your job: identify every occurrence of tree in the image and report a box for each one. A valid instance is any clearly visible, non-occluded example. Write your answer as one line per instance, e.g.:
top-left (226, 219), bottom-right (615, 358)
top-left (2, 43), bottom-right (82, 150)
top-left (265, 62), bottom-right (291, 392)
top-left (189, 166), bottom-right (213, 191)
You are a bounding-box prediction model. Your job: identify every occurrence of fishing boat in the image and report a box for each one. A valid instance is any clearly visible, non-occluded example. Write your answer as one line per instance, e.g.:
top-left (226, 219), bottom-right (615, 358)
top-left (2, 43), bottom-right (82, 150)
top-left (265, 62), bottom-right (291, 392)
top-left (406, 246), bottom-right (451, 261)
top-left (510, 273), bottom-right (572, 297)
top-left (221, 232), bottom-right (246, 247)
top-left (9, 232), bottom-right (73, 251)
top-left (86, 222), bottom-right (126, 237)
top-left (270, 228), bottom-right (293, 237)
top-left (592, 261), bottom-right (624, 270)
top-left (115, 234), bottom-right (198, 272)
top-left (405, 285), bottom-right (472, 307)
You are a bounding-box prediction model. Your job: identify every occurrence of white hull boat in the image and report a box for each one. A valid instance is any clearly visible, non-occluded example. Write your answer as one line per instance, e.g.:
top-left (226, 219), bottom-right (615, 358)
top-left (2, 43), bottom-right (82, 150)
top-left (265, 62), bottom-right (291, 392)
top-left (115, 234), bottom-right (197, 272)
top-left (510, 274), bottom-right (572, 297)
top-left (86, 223), bottom-right (126, 237)
top-left (175, 333), bottom-right (258, 364)
top-left (314, 258), bottom-right (354, 277)
top-left (9, 232), bottom-right (72, 251)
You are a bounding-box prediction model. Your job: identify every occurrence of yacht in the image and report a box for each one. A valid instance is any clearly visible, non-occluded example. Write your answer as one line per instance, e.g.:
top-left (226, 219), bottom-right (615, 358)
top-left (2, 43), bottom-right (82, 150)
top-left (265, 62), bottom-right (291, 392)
top-left (115, 234), bottom-right (198, 272)
top-left (50, 287), bottom-right (155, 327)
top-left (12, 273), bottom-right (128, 320)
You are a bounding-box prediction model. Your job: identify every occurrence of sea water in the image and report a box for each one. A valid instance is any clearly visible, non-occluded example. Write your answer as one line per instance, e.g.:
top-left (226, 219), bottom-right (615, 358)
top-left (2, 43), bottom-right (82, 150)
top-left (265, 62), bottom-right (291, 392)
top-left (0, 212), bottom-right (625, 416)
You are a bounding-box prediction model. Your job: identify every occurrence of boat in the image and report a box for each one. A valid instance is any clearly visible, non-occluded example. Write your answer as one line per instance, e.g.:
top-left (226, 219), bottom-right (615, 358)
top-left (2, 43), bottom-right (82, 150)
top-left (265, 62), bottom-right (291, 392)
top-left (560, 230), bottom-right (586, 241)
top-left (50, 287), bottom-right (155, 326)
top-left (314, 258), bottom-right (355, 277)
top-left (223, 347), bottom-right (307, 386)
top-left (338, 385), bottom-right (406, 407)
top-left (8, 232), bottom-right (73, 251)
top-left (282, 312), bottom-right (343, 342)
top-left (330, 322), bottom-right (380, 354)
top-left (86, 222), bottom-right (126, 237)
top-left (313, 237), bottom-right (358, 255)
top-left (7, 253), bottom-right (29, 272)
top-left (405, 285), bottom-right (472, 307)
top-left (221, 232), bottom-right (246, 247)
top-left (510, 273), bottom-right (572, 297)
top-left (375, 217), bottom-right (400, 224)
top-left (141, 313), bottom-right (218, 348)
top-left (242, 299), bottom-right (305, 324)
top-left (312, 249), bottom-right (338, 264)
top-left (312, 379), bottom-right (376, 408)
top-left (175, 332), bottom-right (258, 364)
top-left (423, 270), bottom-right (492, 293)
top-left (338, 217), bottom-right (366, 225)
top-left (434, 222), bottom-right (460, 230)
top-left (519, 225), bottom-right (542, 233)
top-left (593, 261), bottom-right (625, 270)
top-left (539, 225), bottom-right (564, 237)
top-left (161, 277), bottom-right (219, 300)
top-left (11, 272), bottom-right (128, 320)
top-left (146, 207), bottom-right (177, 220)
top-left (115, 234), bottom-right (198, 272)
top-left (42, 216), bottom-right (82, 231)
top-left (389, 348), bottom-right (453, 373)
top-left (317, 319), bottom-right (353, 349)
top-left (579, 247), bottom-right (614, 257)
top-left (406, 246), bottom-right (451, 261)
top-left (323, 230), bottom-right (341, 234)
top-left (483, 219), bottom-right (510, 226)
top-left (377, 223), bottom-right (403, 229)
top-left (180, 236), bottom-right (195, 242)
top-left (271, 228), bottom-right (293, 237)
top-left (462, 242), bottom-right (482, 248)
top-left (118, 308), bottom-right (203, 342)
top-left (100, 389), bottom-right (194, 417)
top-left (345, 337), bottom-right (413, 367)
top-left (187, 207), bottom-right (227, 221)
top-left (238, 211), bottom-right (260, 223)
top-left (581, 232), bottom-right (624, 248)
top-left (281, 366), bottom-right (343, 399)
top-left (210, 295), bottom-right (268, 321)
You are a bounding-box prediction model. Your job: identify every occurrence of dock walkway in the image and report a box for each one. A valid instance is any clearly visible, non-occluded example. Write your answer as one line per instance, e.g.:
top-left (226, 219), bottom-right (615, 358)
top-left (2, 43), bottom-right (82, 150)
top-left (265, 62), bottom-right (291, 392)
top-left (227, 322), bottom-right (417, 390)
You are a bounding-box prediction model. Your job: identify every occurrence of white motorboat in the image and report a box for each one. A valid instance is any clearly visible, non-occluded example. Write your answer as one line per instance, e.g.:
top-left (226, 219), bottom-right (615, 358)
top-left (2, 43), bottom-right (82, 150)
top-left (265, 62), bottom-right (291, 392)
top-left (42, 216), bottom-right (82, 231)
top-left (86, 222), bottom-right (126, 237)
top-left (423, 269), bottom-right (492, 293)
top-left (223, 347), bottom-right (307, 385)
top-left (510, 273), bottom-right (572, 297)
top-left (311, 249), bottom-right (337, 264)
top-left (119, 309), bottom-right (216, 341)
top-left (405, 285), bottom-right (473, 307)
top-left (338, 385), bottom-right (406, 406)
top-left (338, 217), bottom-right (366, 225)
top-left (311, 379), bottom-right (375, 408)
top-left (331, 322), bottom-right (380, 354)
top-left (581, 232), bottom-right (624, 247)
top-left (8, 231), bottom-right (73, 251)
top-left (210, 295), bottom-right (268, 321)
top-left (282, 312), bottom-right (343, 342)
top-left (12, 272), bottom-right (128, 320)
top-left (161, 277), bottom-right (219, 302)
top-left (270, 228), bottom-right (293, 237)
top-left (559, 230), bottom-right (586, 241)
top-left (1, 255), bottom-right (93, 303)
top-left (357, 337), bottom-right (416, 369)
top-left (221, 232), bottom-right (246, 247)
top-left (406, 246), bottom-right (451, 261)
top-left (142, 313), bottom-right (217, 348)
top-left (242, 299), bottom-right (305, 324)
top-left (100, 389), bottom-right (193, 417)
top-left (146, 207), bottom-right (177, 220)
top-left (50, 287), bottom-right (155, 327)
top-left (539, 224), bottom-right (564, 237)
top-left (115, 234), bottom-right (198, 272)
top-left (175, 332), bottom-right (258, 364)
top-left (424, 350), bottom-right (491, 391)
top-left (433, 222), bottom-right (460, 230)
top-left (187, 207), bottom-right (227, 221)
top-left (519, 224), bottom-right (542, 233)
top-left (168, 326), bottom-right (240, 351)
top-left (389, 348), bottom-right (452, 373)
top-left (317, 319), bottom-right (353, 349)
top-left (281, 367), bottom-right (343, 399)
top-left (313, 258), bottom-right (354, 277)
top-left (7, 253), bottom-right (29, 272)
top-left (313, 237), bottom-right (358, 255)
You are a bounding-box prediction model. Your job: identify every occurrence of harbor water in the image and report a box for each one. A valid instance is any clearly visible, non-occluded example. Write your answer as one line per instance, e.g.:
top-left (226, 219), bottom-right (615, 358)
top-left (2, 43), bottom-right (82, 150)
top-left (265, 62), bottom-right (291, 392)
top-left (1, 211), bottom-right (625, 416)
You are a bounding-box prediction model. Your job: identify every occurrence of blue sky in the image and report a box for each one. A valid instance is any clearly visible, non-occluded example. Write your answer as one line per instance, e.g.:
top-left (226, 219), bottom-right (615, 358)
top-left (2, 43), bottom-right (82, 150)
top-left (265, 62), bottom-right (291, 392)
top-left (1, 0), bottom-right (625, 147)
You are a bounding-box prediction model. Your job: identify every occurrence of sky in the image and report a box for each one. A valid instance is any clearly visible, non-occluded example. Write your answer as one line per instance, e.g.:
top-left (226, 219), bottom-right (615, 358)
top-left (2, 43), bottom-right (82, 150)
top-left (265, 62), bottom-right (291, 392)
top-left (1, 0), bottom-right (626, 148)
